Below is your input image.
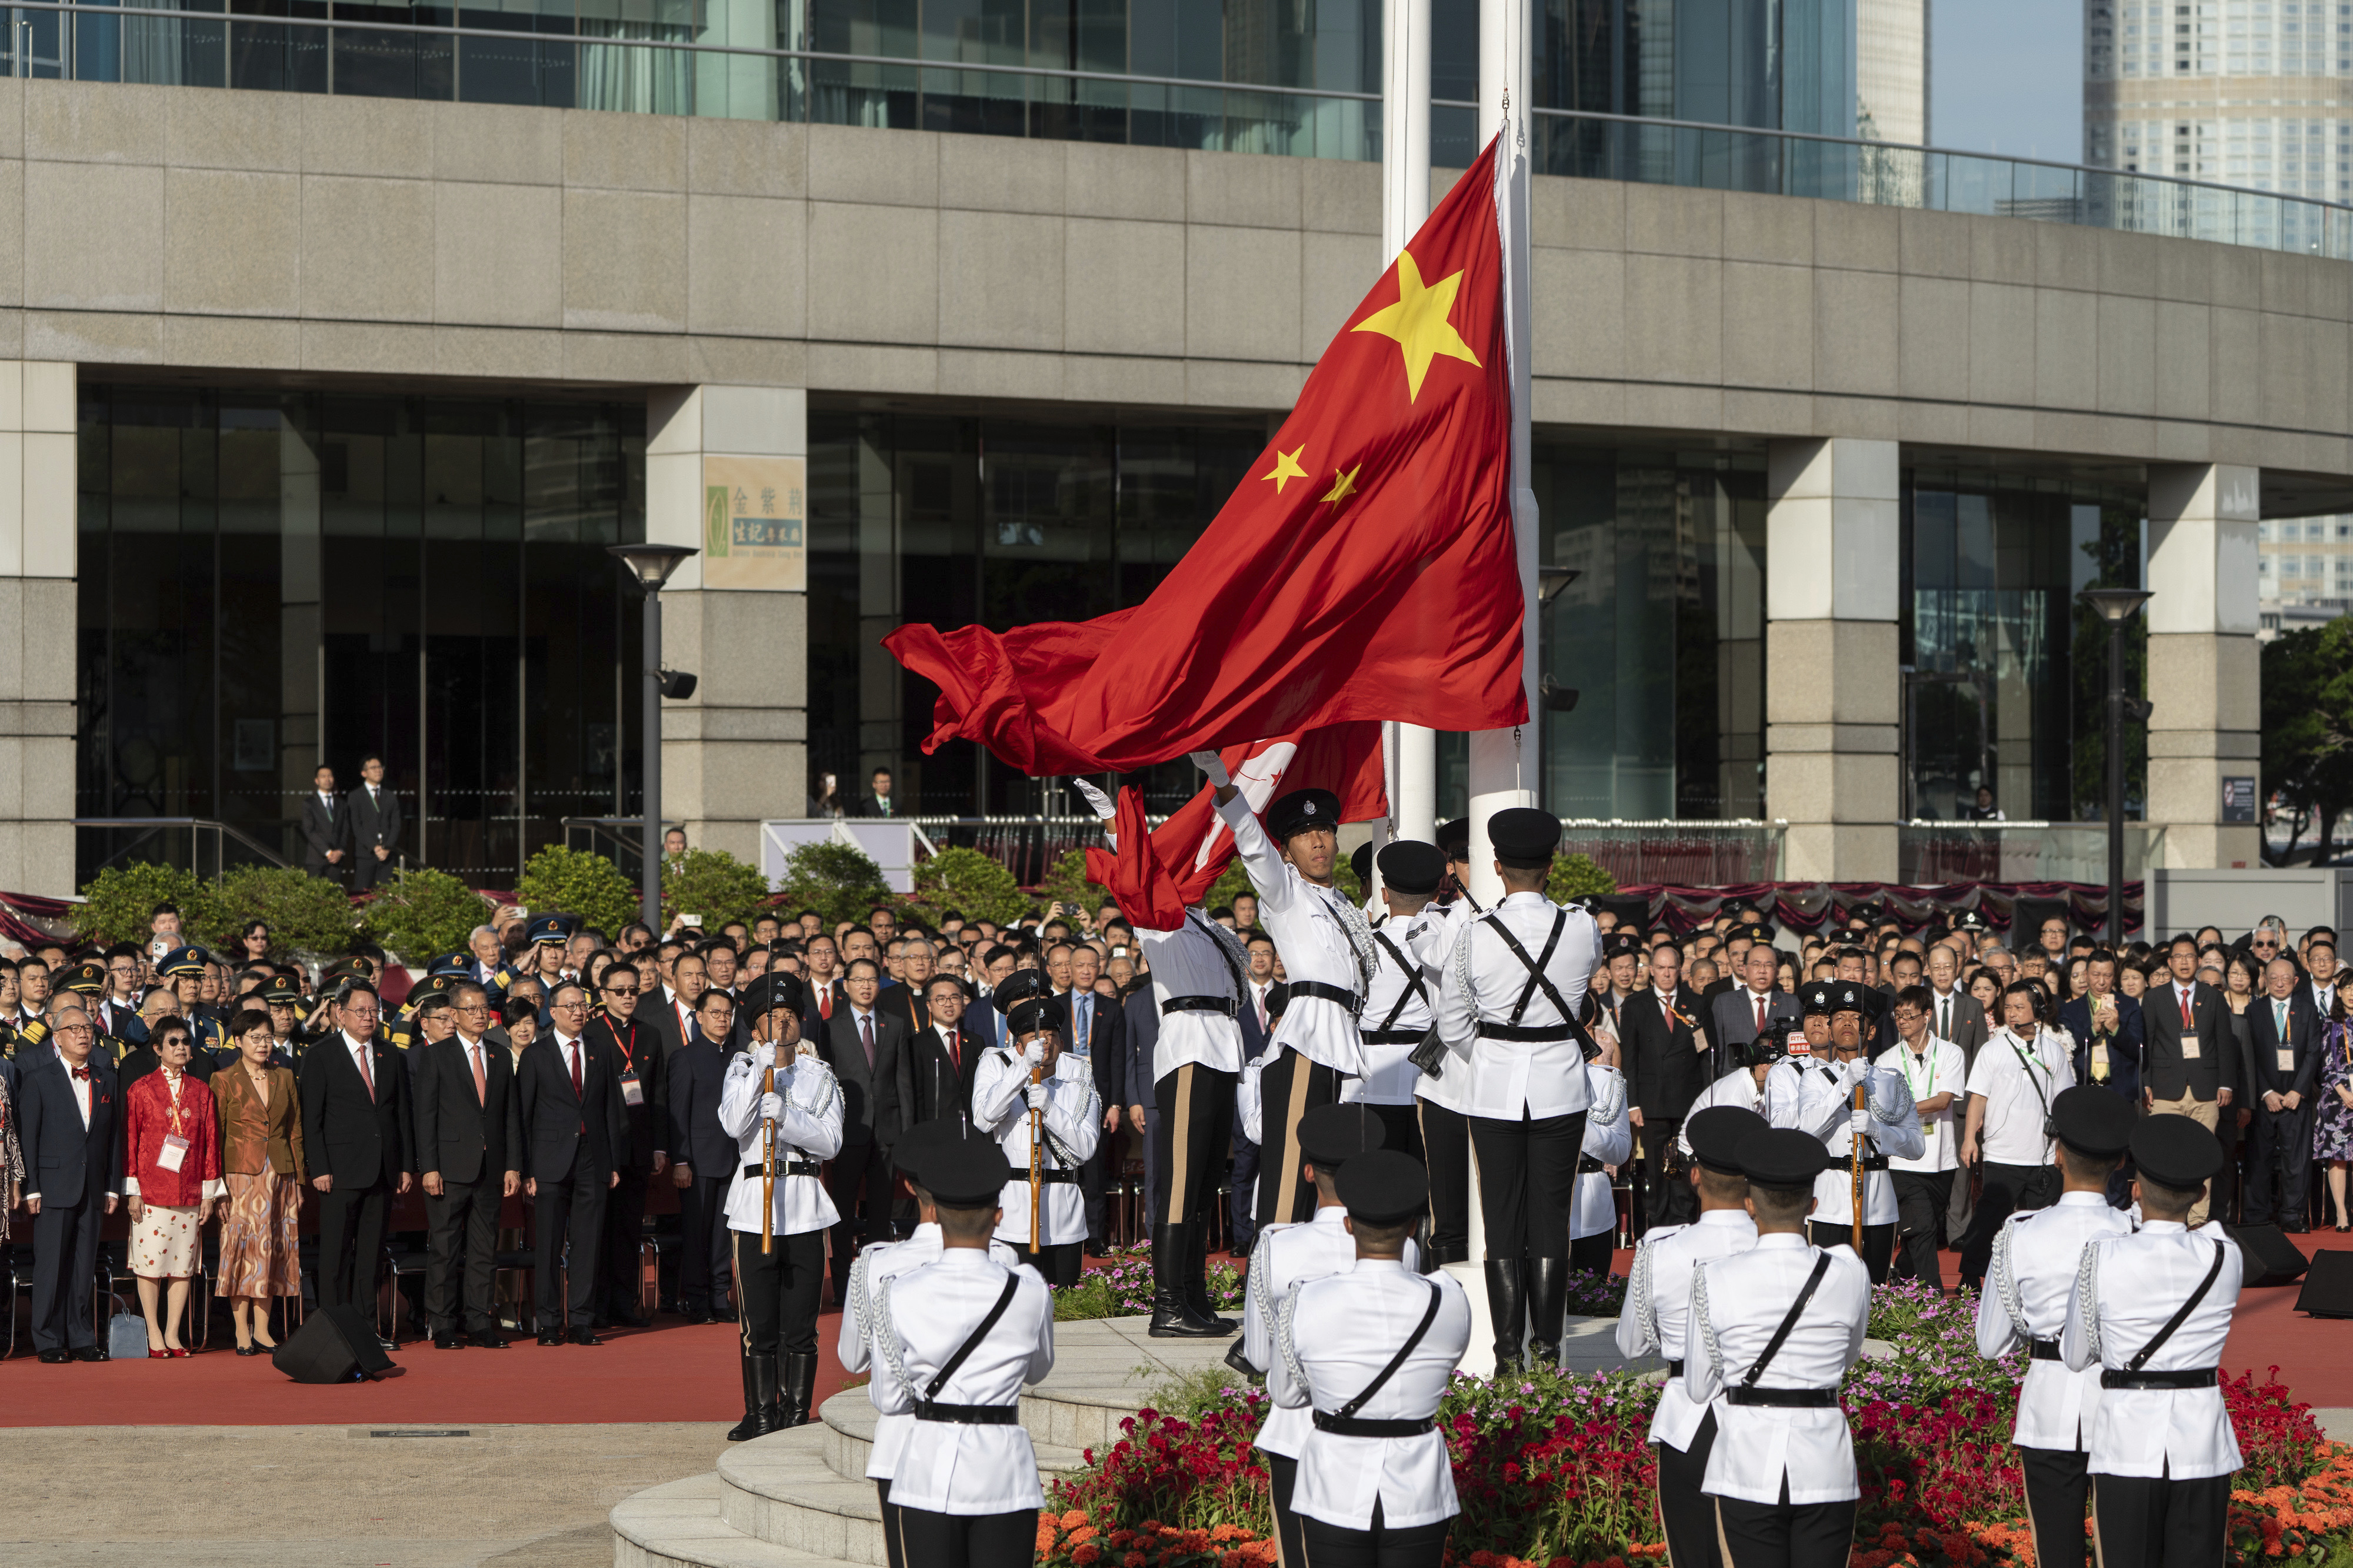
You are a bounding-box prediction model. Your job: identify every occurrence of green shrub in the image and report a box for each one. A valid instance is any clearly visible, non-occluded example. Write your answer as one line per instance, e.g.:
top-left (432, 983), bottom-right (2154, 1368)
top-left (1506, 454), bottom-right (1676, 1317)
top-left (1547, 852), bottom-right (1617, 903)
top-left (775, 840), bottom-right (895, 929)
top-left (213, 865), bottom-right (362, 956)
top-left (1033, 848), bottom-right (1108, 918)
top-left (662, 848), bottom-right (772, 930)
top-left (75, 863), bottom-right (213, 947)
top-left (908, 846), bottom-right (1028, 928)
top-left (363, 868), bottom-right (494, 963)
top-left (515, 844), bottom-right (641, 936)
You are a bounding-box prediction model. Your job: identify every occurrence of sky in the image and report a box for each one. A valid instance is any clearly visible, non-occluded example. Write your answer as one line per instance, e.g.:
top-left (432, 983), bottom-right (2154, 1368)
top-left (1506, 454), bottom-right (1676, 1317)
top-left (1931, 0), bottom-right (2085, 164)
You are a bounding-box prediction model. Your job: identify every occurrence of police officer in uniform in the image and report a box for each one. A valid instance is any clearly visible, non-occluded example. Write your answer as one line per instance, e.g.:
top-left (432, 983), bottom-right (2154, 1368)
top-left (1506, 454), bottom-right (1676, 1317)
top-left (2062, 1117), bottom-right (2245, 1568)
top-left (1614, 1105), bottom-right (1768, 1568)
top-left (156, 949), bottom-right (226, 1060)
top-left (1765, 982), bottom-right (1923, 1282)
top-left (1355, 840), bottom-right (1444, 1162)
top-left (718, 973), bottom-right (844, 1439)
top-left (1430, 807), bottom-right (1599, 1369)
top-left (1683, 1128), bottom-right (1873, 1568)
top-left (1267, 1150), bottom-right (1471, 1568)
top-left (1974, 1086), bottom-right (2135, 1568)
top-left (972, 971), bottom-right (1101, 1287)
top-left (1410, 869), bottom-right (1481, 1268)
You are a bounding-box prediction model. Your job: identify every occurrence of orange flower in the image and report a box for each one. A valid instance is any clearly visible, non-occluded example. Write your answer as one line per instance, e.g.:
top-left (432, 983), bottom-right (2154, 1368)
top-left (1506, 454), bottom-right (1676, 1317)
top-left (1072, 1547), bottom-right (1102, 1567)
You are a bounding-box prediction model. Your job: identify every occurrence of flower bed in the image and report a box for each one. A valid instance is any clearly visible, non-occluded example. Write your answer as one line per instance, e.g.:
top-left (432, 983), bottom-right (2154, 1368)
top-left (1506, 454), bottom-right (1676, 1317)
top-left (1055, 1249), bottom-right (1247, 1322)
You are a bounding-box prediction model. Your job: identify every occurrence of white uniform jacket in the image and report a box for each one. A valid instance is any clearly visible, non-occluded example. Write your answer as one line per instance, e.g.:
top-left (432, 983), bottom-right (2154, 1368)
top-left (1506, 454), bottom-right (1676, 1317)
top-left (1350, 908), bottom-right (1437, 1106)
top-left (973, 1046), bottom-right (1103, 1248)
top-left (1682, 1234), bottom-right (1871, 1504)
top-left (2062, 1221), bottom-right (2245, 1480)
top-left (1269, 1258), bottom-right (1472, 1529)
top-left (1237, 1047), bottom-right (1268, 1145)
top-left (717, 1044), bottom-right (845, 1236)
top-left (1408, 900), bottom-right (1479, 1116)
top-left (1674, 1068), bottom-right (1766, 1159)
top-left (1572, 1060), bottom-right (1632, 1242)
top-left (872, 1249), bottom-right (1056, 1512)
top-left (841, 1225), bottom-right (1020, 1482)
top-left (1218, 793), bottom-right (1378, 1077)
top-left (1878, 1037), bottom-right (1967, 1174)
top-left (1136, 911), bottom-right (1248, 1080)
top-left (1764, 1056), bottom-right (1925, 1227)
top-left (1432, 891), bottom-right (1600, 1120)
top-left (1242, 1206), bottom-right (1419, 1459)
top-left (1975, 1192), bottom-right (2134, 1451)
top-left (1614, 1208), bottom-right (1760, 1450)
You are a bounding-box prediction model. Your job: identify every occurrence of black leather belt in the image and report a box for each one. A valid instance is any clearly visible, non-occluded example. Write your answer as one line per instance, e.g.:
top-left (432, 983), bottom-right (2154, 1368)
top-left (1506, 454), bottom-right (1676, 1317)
top-left (915, 1401), bottom-right (1020, 1424)
top-left (1725, 1386), bottom-right (1841, 1407)
top-left (2031, 1339), bottom-right (2063, 1362)
top-left (744, 1162), bottom-right (821, 1179)
top-left (1162, 995), bottom-right (1237, 1017)
top-left (1859, 1155), bottom-right (1889, 1172)
top-left (1361, 1028), bottom-right (1424, 1045)
top-left (1035, 1168), bottom-right (1078, 1184)
top-left (1289, 981), bottom-right (1359, 1009)
top-left (1578, 1156), bottom-right (1609, 1176)
top-left (2101, 1368), bottom-right (2218, 1390)
top-left (1477, 1021), bottom-right (1576, 1041)
top-left (1665, 1360), bottom-right (1684, 1377)
top-left (1312, 1412), bottom-right (1435, 1437)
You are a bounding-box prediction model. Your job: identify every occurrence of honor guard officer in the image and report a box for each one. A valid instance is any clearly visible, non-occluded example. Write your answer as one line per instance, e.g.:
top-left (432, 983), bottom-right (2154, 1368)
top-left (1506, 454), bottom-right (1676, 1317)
top-left (1429, 806), bottom-right (1600, 1370)
top-left (1409, 856), bottom-right (1484, 1269)
top-left (1073, 775), bottom-right (1245, 1337)
top-left (1569, 1020), bottom-right (1634, 1276)
top-left (2062, 1117), bottom-right (2244, 1568)
top-left (972, 970), bottom-right (1102, 1287)
top-left (1354, 841), bottom-right (1446, 1162)
top-left (1683, 1129), bottom-right (1873, 1568)
top-left (1194, 753), bottom-right (1382, 1228)
top-left (869, 1135), bottom-right (1056, 1568)
top-left (260, 979), bottom-right (312, 1065)
top-left (156, 950), bottom-right (227, 1060)
top-left (1615, 1105), bottom-right (1768, 1568)
top-left (1974, 1087), bottom-right (2135, 1568)
top-left (1765, 982), bottom-right (1924, 1282)
top-left (1238, 1104), bottom-right (1405, 1568)
top-left (1267, 1150), bottom-right (1471, 1568)
top-left (717, 972), bottom-right (845, 1440)
top-left (57, 963), bottom-right (128, 1063)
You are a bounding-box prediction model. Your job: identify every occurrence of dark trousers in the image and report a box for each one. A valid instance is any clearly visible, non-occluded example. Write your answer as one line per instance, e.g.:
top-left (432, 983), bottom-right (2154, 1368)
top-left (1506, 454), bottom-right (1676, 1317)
top-left (1807, 1220), bottom-right (1895, 1283)
top-left (1153, 1064), bottom-right (1235, 1233)
top-left (2020, 1446), bottom-right (2090, 1568)
top-left (534, 1150), bottom-right (610, 1330)
top-left (29, 1193), bottom-right (104, 1352)
top-left (1712, 1477), bottom-right (1856, 1568)
top-left (1467, 1109), bottom-right (1587, 1260)
top-left (316, 1177), bottom-right (391, 1312)
top-left (1267, 1453), bottom-right (1307, 1568)
top-left (1959, 1161), bottom-right (2059, 1288)
top-left (349, 849), bottom-right (389, 891)
top-left (2247, 1105), bottom-right (2317, 1227)
top-left (1079, 1147), bottom-right (1108, 1246)
top-left (877, 1480), bottom-right (904, 1568)
top-left (1418, 1098), bottom-right (1471, 1263)
top-left (1365, 1100), bottom-right (1424, 1163)
top-left (1568, 1228), bottom-right (1615, 1274)
top-left (1254, 1051), bottom-right (1343, 1227)
top-left (1229, 1130), bottom-right (1260, 1257)
top-left (1020, 1240), bottom-right (1083, 1289)
top-left (424, 1175), bottom-right (501, 1335)
top-left (2091, 1472), bottom-right (2231, 1568)
top-left (732, 1226), bottom-right (823, 1357)
top-left (679, 1173), bottom-right (736, 1311)
top-left (1656, 1410), bottom-right (1723, 1568)
top-left (1639, 1118), bottom-right (1695, 1229)
top-left (1295, 1497), bottom-right (1450, 1568)
top-left (826, 1139), bottom-right (895, 1285)
top-left (1890, 1170), bottom-right (1954, 1290)
top-left (1137, 1107), bottom-right (1161, 1232)
top-left (889, 1503), bottom-right (1038, 1568)
top-left (599, 1163), bottom-right (651, 1315)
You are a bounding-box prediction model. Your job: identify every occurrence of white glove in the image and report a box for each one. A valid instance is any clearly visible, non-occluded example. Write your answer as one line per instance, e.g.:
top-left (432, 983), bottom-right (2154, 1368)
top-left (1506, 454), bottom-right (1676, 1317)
top-left (1073, 778), bottom-right (1116, 820)
top-left (759, 1091), bottom-right (787, 1125)
top-left (1849, 1108), bottom-right (1871, 1137)
top-left (1025, 1080), bottom-right (1049, 1110)
top-left (1024, 1039), bottom-right (1045, 1068)
top-left (1189, 750), bottom-right (1232, 789)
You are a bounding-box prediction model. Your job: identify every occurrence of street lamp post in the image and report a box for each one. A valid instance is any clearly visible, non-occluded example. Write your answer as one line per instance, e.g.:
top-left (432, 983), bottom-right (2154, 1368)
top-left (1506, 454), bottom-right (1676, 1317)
top-left (2080, 587), bottom-right (2154, 948)
top-left (609, 544), bottom-right (699, 929)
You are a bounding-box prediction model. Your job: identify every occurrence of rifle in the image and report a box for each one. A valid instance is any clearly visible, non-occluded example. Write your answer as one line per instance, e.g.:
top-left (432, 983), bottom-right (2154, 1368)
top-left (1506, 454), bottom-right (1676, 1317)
top-left (1849, 1068), bottom-right (1867, 1235)
top-left (761, 1060), bottom-right (777, 1255)
top-left (1029, 1043), bottom-right (1045, 1252)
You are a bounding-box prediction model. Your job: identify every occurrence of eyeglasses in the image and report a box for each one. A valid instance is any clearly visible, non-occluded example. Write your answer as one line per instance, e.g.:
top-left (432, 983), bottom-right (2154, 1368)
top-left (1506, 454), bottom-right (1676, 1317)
top-left (551, 999), bottom-right (588, 1011)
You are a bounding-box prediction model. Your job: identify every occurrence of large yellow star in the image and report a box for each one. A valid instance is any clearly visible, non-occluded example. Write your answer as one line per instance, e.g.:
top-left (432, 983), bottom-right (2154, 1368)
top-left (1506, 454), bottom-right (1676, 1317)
top-left (1352, 251), bottom-right (1482, 402)
top-left (1320, 465), bottom-right (1361, 507)
top-left (1262, 445), bottom-right (1308, 493)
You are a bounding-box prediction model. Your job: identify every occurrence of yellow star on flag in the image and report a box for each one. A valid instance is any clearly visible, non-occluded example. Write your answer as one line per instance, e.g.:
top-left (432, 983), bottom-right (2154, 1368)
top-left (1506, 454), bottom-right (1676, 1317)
top-left (1320, 465), bottom-right (1361, 507)
top-left (1351, 251), bottom-right (1482, 402)
top-left (1262, 445), bottom-right (1308, 494)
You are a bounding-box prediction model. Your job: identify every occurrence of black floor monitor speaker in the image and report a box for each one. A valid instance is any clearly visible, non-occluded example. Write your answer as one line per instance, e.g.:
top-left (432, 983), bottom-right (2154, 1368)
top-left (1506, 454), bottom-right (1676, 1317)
top-left (2297, 1250), bottom-right (2353, 1316)
top-left (273, 1303), bottom-right (396, 1383)
top-left (2236, 1224), bottom-right (2312, 1289)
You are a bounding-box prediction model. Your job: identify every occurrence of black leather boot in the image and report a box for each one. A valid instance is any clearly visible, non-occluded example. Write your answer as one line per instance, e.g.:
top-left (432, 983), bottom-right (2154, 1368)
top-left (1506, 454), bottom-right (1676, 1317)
top-left (725, 1348), bottom-right (766, 1441)
top-left (1148, 1225), bottom-right (1224, 1337)
top-left (781, 1350), bottom-right (818, 1429)
top-left (1524, 1256), bottom-right (1568, 1368)
top-left (1183, 1221), bottom-right (1236, 1333)
top-left (1484, 1259), bottom-right (1527, 1371)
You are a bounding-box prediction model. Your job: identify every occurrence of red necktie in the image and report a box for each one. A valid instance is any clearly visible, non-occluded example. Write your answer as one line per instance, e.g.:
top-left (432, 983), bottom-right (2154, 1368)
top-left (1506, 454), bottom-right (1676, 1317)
top-left (861, 1015), bottom-right (876, 1070)
top-left (471, 1043), bottom-right (486, 1106)
top-left (2180, 987), bottom-right (2194, 1028)
top-left (946, 1029), bottom-right (960, 1070)
top-left (1755, 993), bottom-right (1767, 1032)
top-left (570, 1043), bottom-right (582, 1097)
top-left (71, 1065), bottom-right (89, 1082)
top-left (356, 1045), bottom-right (374, 1102)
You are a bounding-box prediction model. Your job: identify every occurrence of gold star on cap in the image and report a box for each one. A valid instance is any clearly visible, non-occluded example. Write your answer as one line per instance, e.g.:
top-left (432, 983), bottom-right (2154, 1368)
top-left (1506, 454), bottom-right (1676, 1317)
top-left (1262, 445), bottom-right (1308, 494)
top-left (1352, 250), bottom-right (1482, 402)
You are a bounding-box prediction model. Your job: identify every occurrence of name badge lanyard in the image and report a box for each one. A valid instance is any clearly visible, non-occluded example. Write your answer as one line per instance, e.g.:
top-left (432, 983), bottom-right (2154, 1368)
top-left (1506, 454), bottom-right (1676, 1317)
top-left (1901, 1044), bottom-right (1937, 1139)
top-left (160, 1075), bottom-right (194, 1172)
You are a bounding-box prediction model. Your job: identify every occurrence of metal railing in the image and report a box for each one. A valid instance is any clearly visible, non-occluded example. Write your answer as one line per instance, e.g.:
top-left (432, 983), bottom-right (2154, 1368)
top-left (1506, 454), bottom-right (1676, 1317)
top-left (905, 816), bottom-right (1110, 887)
top-left (1898, 821), bottom-right (2168, 885)
top-left (1556, 820), bottom-right (1787, 887)
top-left (74, 816), bottom-right (292, 878)
top-left (562, 816), bottom-right (669, 890)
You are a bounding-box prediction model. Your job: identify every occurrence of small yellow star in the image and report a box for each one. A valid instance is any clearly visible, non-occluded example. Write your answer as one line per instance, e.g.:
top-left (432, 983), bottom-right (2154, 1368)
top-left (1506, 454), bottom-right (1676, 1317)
top-left (1262, 445), bottom-right (1308, 494)
top-left (1352, 249), bottom-right (1482, 402)
top-left (1320, 465), bottom-right (1361, 507)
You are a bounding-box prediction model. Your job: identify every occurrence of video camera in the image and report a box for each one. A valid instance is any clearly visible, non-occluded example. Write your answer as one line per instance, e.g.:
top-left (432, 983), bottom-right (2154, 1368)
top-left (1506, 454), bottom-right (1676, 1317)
top-left (1746, 1017), bottom-right (1800, 1069)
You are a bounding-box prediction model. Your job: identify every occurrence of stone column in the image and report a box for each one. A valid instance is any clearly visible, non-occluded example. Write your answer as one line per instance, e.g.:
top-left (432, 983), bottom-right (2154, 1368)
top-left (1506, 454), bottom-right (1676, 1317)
top-left (0, 362), bottom-right (78, 895)
top-left (645, 385), bottom-right (808, 865)
top-left (1763, 437), bottom-right (1901, 883)
top-left (2145, 463), bottom-right (2262, 870)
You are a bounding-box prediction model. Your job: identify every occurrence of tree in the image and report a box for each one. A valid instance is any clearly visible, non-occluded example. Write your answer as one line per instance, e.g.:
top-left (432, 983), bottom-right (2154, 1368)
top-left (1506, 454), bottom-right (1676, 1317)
top-left (775, 840), bottom-right (896, 929)
top-left (662, 848), bottom-right (772, 930)
top-left (2262, 617), bottom-right (2353, 866)
top-left (1035, 849), bottom-right (1109, 919)
top-left (75, 863), bottom-right (212, 947)
top-left (908, 846), bottom-right (1029, 928)
top-left (515, 845), bottom-right (641, 936)
top-left (212, 866), bottom-right (362, 956)
top-left (1546, 853), bottom-right (1617, 904)
top-left (364, 868), bottom-right (495, 963)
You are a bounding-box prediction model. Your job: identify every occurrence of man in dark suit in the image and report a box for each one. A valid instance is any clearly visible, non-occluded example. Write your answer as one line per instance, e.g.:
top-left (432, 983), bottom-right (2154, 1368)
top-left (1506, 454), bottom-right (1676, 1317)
top-left (2058, 949), bottom-right (2145, 1105)
top-left (1123, 983), bottom-right (1160, 1223)
top-left (516, 980), bottom-right (631, 1344)
top-left (298, 982), bottom-right (412, 1318)
top-left (815, 957), bottom-right (904, 1298)
top-left (1619, 943), bottom-right (1714, 1229)
top-left (588, 966), bottom-right (666, 1327)
top-left (412, 987), bottom-right (522, 1348)
top-left (1231, 933), bottom-right (1278, 1257)
top-left (847, 765), bottom-right (902, 818)
top-left (667, 989), bottom-right (748, 1322)
top-left (2142, 932), bottom-right (2240, 1226)
top-left (1923, 944), bottom-right (1991, 1066)
top-left (2247, 956), bottom-right (2327, 1230)
top-left (346, 753), bottom-right (404, 892)
top-left (18, 1004), bottom-right (122, 1360)
top-left (1709, 942), bottom-right (1801, 1082)
top-left (1060, 947), bottom-right (1125, 1248)
top-left (299, 764), bottom-right (347, 883)
top-left (898, 973), bottom-right (984, 1127)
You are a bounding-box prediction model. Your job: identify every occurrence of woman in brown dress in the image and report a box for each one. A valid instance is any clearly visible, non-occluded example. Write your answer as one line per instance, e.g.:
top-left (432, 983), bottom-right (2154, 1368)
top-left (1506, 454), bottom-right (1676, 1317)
top-left (213, 1006), bottom-right (305, 1355)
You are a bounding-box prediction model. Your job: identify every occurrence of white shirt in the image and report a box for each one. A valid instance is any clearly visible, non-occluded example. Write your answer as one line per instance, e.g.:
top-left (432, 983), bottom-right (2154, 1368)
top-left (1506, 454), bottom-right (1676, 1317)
top-left (1134, 913), bottom-right (1247, 1079)
top-left (1762, 1056), bottom-right (1925, 1227)
top-left (716, 1044), bottom-right (845, 1236)
top-left (1350, 908), bottom-right (1437, 1106)
top-left (1270, 1259), bottom-right (1472, 1529)
top-left (841, 1224), bottom-right (1019, 1482)
top-left (551, 1032), bottom-right (584, 1086)
top-left (1879, 1037), bottom-right (1967, 1175)
top-left (2062, 1221), bottom-right (2245, 1479)
top-left (973, 1047), bottom-right (1103, 1247)
top-left (1432, 892), bottom-right (1601, 1119)
top-left (1573, 1060), bottom-right (1632, 1240)
top-left (1242, 1207), bottom-right (1419, 1459)
top-left (1218, 793), bottom-right (1378, 1076)
top-left (1684, 1234), bottom-right (1872, 1503)
top-left (1977, 1191), bottom-right (2134, 1450)
top-left (1967, 1027), bottom-right (2075, 1166)
top-left (1615, 1209), bottom-right (1759, 1449)
top-left (871, 1249), bottom-right (1055, 1512)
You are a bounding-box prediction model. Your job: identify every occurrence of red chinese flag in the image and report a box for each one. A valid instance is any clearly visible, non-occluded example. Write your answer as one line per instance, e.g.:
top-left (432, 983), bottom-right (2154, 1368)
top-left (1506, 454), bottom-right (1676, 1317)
top-left (885, 134), bottom-right (1524, 773)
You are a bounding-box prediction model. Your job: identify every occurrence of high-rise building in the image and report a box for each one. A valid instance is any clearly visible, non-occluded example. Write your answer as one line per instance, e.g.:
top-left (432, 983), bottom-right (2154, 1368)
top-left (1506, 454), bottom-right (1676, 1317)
top-left (1857, 0), bottom-right (1930, 144)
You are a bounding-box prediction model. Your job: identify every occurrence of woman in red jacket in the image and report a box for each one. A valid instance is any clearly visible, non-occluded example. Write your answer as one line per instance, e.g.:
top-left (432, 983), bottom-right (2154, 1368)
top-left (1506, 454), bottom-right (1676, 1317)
top-left (125, 1021), bottom-right (225, 1356)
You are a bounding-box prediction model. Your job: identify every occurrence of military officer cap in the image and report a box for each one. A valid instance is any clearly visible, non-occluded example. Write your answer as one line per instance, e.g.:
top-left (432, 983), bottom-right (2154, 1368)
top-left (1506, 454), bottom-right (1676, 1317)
top-left (261, 979), bottom-right (303, 1007)
top-left (428, 952), bottom-right (473, 980)
top-left (1335, 1149), bottom-right (1428, 1226)
top-left (742, 971), bottom-right (807, 1023)
top-left (1267, 788), bottom-right (1342, 842)
top-left (158, 947), bottom-right (206, 979)
top-left (991, 968), bottom-right (1062, 1039)
top-left (1350, 843), bottom-right (1374, 889)
top-left (1604, 929), bottom-right (1644, 959)
top-left (1487, 807), bottom-right (1562, 868)
top-left (2130, 1115), bottom-right (2225, 1191)
top-left (1829, 982), bottom-right (1868, 1017)
top-left (924, 1133), bottom-right (1014, 1208)
top-left (1737, 1128), bottom-right (1833, 1191)
top-left (1297, 1103), bottom-right (1387, 1169)
top-left (412, 992), bottom-right (453, 1019)
top-left (410, 975), bottom-right (452, 1003)
top-left (61, 960), bottom-right (108, 996)
top-left (1436, 818), bottom-right (1470, 859)
top-left (1377, 840), bottom-right (1445, 896)
top-left (1721, 896), bottom-right (1754, 919)
top-left (1799, 979), bottom-right (1837, 1016)
top-left (526, 915), bottom-right (571, 946)
top-left (1686, 1106), bottom-right (1771, 1175)
top-left (1954, 908), bottom-right (1991, 933)
top-left (2052, 1086), bottom-right (2134, 1162)
top-left (1738, 922), bottom-right (1775, 944)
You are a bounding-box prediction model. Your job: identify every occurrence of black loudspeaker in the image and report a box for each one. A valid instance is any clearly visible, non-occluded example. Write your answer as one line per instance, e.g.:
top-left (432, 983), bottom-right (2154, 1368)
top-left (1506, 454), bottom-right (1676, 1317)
top-left (2237, 1224), bottom-right (2312, 1289)
top-left (2296, 1250), bottom-right (2353, 1316)
top-left (273, 1303), bottom-right (396, 1383)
